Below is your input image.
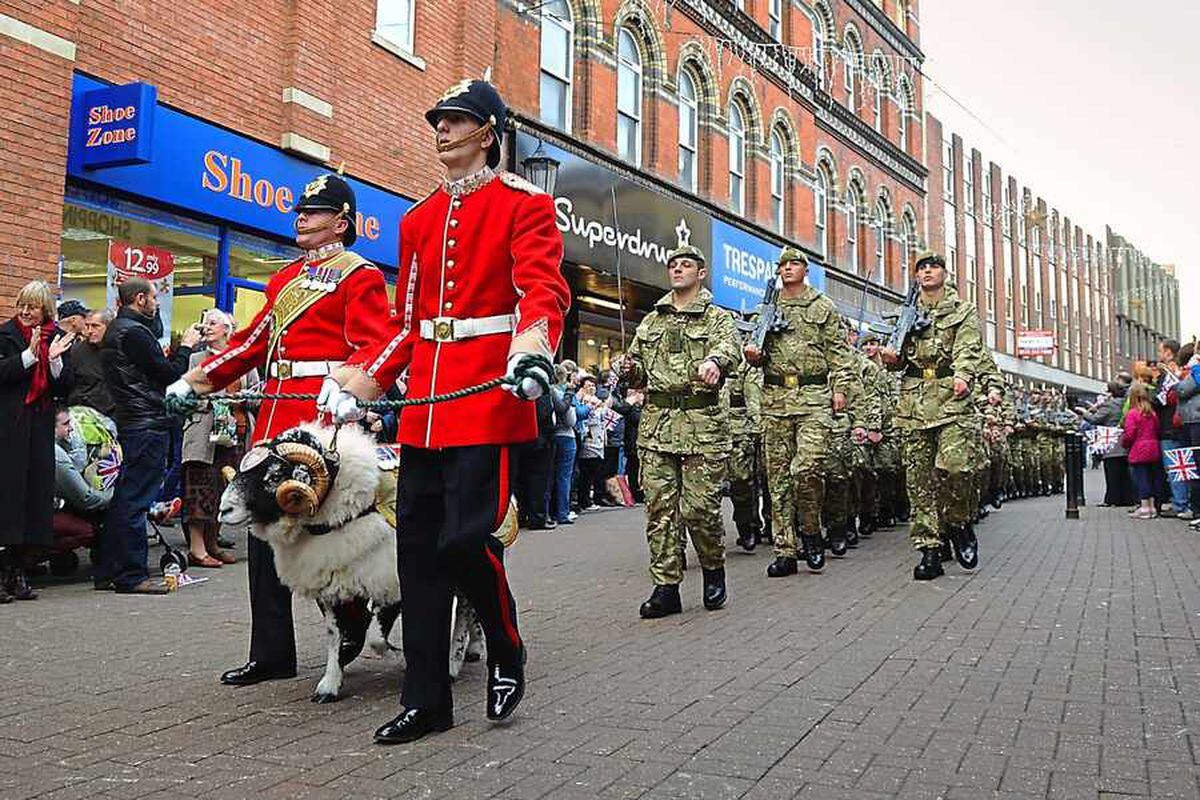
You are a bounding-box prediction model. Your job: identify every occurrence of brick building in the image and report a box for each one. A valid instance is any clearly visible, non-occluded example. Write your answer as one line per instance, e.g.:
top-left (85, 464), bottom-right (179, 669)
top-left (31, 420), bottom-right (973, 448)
top-left (1, 0), bottom-right (928, 366)
top-left (1107, 227), bottom-right (1180, 367)
top-left (926, 114), bottom-right (1122, 395)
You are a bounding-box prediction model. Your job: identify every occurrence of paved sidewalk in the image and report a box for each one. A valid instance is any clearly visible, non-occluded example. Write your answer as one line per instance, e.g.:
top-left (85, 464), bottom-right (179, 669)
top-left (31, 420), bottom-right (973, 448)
top-left (5, 471), bottom-right (1200, 799)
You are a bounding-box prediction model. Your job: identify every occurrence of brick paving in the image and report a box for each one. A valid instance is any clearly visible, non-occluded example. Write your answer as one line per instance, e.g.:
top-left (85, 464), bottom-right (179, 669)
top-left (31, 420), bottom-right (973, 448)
top-left (5, 471), bottom-right (1200, 799)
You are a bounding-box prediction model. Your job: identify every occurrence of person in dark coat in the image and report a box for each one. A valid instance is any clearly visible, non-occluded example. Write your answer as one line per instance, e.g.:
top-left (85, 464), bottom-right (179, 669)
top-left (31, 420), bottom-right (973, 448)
top-left (0, 281), bottom-right (76, 602)
top-left (67, 308), bottom-right (116, 417)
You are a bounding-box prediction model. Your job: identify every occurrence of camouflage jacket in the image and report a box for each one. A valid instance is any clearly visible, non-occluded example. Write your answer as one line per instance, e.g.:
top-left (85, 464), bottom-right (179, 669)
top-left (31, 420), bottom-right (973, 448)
top-left (758, 285), bottom-right (857, 418)
top-left (852, 351), bottom-right (885, 432)
top-left (626, 288), bottom-right (741, 455)
top-left (891, 288), bottom-right (985, 431)
top-left (724, 358), bottom-right (763, 439)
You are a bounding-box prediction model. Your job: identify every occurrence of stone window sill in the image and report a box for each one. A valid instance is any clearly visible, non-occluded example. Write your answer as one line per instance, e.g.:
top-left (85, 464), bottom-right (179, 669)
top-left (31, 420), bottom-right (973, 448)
top-left (371, 31), bottom-right (426, 71)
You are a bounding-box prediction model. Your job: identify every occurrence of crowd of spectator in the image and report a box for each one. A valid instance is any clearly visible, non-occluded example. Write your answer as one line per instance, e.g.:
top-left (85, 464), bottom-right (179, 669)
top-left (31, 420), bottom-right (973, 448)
top-left (1079, 337), bottom-right (1200, 530)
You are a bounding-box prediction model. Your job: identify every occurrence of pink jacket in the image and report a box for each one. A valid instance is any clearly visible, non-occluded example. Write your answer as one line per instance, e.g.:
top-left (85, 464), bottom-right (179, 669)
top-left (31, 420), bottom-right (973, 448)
top-left (1120, 409), bottom-right (1161, 465)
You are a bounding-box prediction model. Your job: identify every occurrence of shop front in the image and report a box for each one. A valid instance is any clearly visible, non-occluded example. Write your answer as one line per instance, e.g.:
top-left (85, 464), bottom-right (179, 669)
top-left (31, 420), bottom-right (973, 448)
top-left (62, 74), bottom-right (413, 343)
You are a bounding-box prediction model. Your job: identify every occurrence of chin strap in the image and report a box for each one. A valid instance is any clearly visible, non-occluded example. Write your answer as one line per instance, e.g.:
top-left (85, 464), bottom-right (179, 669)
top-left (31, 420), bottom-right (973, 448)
top-left (436, 121), bottom-right (493, 154)
top-left (294, 207), bottom-right (349, 238)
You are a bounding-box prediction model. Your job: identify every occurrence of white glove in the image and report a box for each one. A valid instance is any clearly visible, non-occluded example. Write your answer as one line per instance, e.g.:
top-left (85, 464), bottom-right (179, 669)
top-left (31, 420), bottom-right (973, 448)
top-left (503, 353), bottom-right (552, 401)
top-left (333, 392), bottom-right (365, 423)
top-left (316, 377), bottom-right (341, 415)
top-left (166, 378), bottom-right (193, 399)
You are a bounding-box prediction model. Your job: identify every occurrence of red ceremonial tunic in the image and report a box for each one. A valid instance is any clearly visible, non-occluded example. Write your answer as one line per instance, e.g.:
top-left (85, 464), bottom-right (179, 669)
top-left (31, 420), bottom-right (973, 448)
top-left (200, 250), bottom-right (390, 443)
top-left (342, 171), bottom-right (569, 449)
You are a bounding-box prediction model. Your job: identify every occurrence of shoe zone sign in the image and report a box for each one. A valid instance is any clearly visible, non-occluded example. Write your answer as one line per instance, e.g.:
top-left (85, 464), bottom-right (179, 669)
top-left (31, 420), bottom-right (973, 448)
top-left (710, 219), bottom-right (825, 313)
top-left (67, 74), bottom-right (411, 268)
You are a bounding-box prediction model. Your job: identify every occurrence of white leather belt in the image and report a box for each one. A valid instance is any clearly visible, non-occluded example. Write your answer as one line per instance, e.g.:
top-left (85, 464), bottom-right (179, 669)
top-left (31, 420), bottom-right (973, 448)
top-left (420, 314), bottom-right (516, 343)
top-left (268, 359), bottom-right (343, 379)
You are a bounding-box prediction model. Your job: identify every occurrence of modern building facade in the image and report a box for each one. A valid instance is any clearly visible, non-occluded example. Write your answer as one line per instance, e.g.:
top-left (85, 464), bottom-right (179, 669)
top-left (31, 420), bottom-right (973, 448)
top-left (927, 114), bottom-right (1119, 394)
top-left (1108, 227), bottom-right (1180, 367)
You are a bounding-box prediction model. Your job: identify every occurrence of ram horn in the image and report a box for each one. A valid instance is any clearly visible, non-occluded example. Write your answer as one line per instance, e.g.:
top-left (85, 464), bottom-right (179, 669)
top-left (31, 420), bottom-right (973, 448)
top-left (274, 441), bottom-right (332, 505)
top-left (276, 479), bottom-right (320, 516)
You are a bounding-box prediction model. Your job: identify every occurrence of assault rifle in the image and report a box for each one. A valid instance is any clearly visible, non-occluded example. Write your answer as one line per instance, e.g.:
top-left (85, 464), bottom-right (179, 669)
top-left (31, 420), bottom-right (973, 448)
top-left (886, 280), bottom-right (931, 354)
top-left (736, 273), bottom-right (792, 349)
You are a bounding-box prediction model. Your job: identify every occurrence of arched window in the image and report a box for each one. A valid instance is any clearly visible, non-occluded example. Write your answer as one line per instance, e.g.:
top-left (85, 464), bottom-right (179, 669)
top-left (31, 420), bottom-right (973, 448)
top-left (728, 101), bottom-right (746, 214)
top-left (677, 69), bottom-right (698, 191)
top-left (538, 1), bottom-right (573, 131)
top-left (901, 209), bottom-right (918, 287)
top-left (846, 184), bottom-right (863, 274)
top-left (873, 197), bottom-right (889, 285)
top-left (616, 28), bottom-right (643, 166)
top-left (894, 0), bottom-right (908, 31)
top-left (842, 30), bottom-right (862, 110)
top-left (897, 77), bottom-right (912, 153)
top-left (814, 163), bottom-right (831, 257)
top-left (769, 129), bottom-right (786, 232)
top-left (870, 62), bottom-right (884, 133)
top-left (812, 2), bottom-right (834, 89)
top-left (768, 0), bottom-right (783, 40)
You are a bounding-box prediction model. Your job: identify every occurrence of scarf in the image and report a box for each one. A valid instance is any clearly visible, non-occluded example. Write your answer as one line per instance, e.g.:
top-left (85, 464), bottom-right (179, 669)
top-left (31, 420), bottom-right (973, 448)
top-left (18, 319), bottom-right (57, 409)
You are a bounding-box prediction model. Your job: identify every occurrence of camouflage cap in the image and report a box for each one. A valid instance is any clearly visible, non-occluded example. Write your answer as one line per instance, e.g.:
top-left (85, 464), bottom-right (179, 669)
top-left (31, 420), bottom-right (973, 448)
top-left (666, 243), bottom-right (706, 266)
top-left (778, 246), bottom-right (807, 266)
top-left (913, 249), bottom-right (946, 269)
top-left (858, 330), bottom-right (881, 345)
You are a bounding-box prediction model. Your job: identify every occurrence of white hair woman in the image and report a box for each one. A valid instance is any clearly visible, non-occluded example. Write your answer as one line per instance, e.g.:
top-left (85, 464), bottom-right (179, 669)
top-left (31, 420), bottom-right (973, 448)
top-left (0, 281), bottom-right (76, 601)
top-left (179, 307), bottom-right (258, 567)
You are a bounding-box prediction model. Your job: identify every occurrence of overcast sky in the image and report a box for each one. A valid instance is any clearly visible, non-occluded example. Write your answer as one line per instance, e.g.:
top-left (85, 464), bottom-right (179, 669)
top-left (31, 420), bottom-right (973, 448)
top-left (920, 0), bottom-right (1198, 342)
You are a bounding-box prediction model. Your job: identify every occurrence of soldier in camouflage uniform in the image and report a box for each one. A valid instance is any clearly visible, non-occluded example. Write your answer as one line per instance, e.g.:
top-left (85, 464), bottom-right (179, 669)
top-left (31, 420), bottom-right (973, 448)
top-left (745, 248), bottom-right (856, 577)
top-left (860, 332), bottom-right (904, 526)
top-left (881, 250), bottom-right (985, 581)
top-left (822, 323), bottom-right (861, 554)
top-left (623, 244), bottom-right (742, 619)
top-left (969, 342), bottom-right (1006, 521)
top-left (849, 329), bottom-right (886, 541)
top-left (725, 352), bottom-right (764, 551)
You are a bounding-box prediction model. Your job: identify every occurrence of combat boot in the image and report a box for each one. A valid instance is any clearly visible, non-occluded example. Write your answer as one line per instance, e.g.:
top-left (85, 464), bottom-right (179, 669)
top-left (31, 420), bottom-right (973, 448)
top-left (844, 521), bottom-right (860, 549)
top-left (827, 526), bottom-right (848, 557)
top-left (913, 548), bottom-right (944, 581)
top-left (735, 527), bottom-right (756, 553)
top-left (858, 516), bottom-right (875, 539)
top-left (639, 585), bottom-right (682, 619)
top-left (949, 524), bottom-right (979, 570)
top-left (800, 534), bottom-right (825, 573)
top-left (766, 556), bottom-right (798, 577)
top-left (701, 568), bottom-right (727, 610)
top-left (939, 539), bottom-right (953, 562)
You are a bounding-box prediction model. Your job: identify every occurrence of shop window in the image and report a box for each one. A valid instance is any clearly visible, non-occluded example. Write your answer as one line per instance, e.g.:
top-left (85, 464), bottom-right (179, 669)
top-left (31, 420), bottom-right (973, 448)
top-left (61, 188), bottom-right (219, 344)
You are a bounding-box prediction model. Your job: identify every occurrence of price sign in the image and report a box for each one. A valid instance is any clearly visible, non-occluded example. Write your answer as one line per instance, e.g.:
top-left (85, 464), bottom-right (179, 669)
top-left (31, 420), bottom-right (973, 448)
top-left (106, 240), bottom-right (177, 345)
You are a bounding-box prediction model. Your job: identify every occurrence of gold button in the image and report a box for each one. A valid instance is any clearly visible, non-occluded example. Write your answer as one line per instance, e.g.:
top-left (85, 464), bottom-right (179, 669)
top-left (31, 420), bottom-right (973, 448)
top-left (444, 301), bottom-right (453, 310)
top-left (449, 219), bottom-right (459, 228)
top-left (448, 239), bottom-right (457, 247)
top-left (447, 259), bottom-right (456, 267)
top-left (447, 280), bottom-right (456, 289)
top-left (452, 199), bottom-right (462, 209)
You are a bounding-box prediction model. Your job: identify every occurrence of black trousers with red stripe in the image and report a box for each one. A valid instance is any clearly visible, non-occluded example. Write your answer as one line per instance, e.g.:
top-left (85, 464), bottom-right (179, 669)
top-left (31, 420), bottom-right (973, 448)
top-left (396, 444), bottom-right (523, 710)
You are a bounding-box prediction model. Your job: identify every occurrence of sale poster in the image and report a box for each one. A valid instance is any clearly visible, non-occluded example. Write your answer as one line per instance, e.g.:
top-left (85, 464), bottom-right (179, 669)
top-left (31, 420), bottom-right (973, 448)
top-left (106, 240), bottom-right (175, 345)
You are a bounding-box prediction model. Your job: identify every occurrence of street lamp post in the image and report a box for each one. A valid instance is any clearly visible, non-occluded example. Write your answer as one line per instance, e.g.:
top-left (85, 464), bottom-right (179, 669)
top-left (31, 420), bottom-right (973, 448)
top-left (520, 139), bottom-right (561, 196)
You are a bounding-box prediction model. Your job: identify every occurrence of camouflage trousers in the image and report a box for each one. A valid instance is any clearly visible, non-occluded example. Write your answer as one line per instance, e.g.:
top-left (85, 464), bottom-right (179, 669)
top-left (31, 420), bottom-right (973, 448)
top-left (852, 442), bottom-right (879, 525)
top-left (727, 434), bottom-right (763, 539)
top-left (823, 421), bottom-right (858, 531)
top-left (764, 412), bottom-right (830, 559)
top-left (902, 419), bottom-right (980, 550)
top-left (640, 448), bottom-right (726, 585)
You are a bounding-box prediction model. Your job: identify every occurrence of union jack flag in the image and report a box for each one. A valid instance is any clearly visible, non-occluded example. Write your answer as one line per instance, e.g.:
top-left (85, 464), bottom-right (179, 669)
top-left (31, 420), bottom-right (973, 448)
top-left (95, 449), bottom-right (122, 491)
top-left (1157, 371), bottom-right (1180, 405)
top-left (1085, 426), bottom-right (1122, 456)
top-left (1165, 447), bottom-right (1199, 483)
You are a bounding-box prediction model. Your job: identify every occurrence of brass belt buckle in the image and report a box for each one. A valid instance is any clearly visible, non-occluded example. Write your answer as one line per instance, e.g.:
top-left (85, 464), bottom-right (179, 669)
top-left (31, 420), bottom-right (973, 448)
top-left (276, 360), bottom-right (293, 380)
top-left (922, 367), bottom-right (936, 380)
top-left (433, 317), bottom-right (454, 342)
top-left (784, 374), bottom-right (799, 388)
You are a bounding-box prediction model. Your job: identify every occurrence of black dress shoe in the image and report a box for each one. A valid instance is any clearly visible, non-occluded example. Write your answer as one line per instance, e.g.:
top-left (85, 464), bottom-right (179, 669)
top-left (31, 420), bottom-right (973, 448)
top-left (220, 661), bottom-right (297, 686)
top-left (374, 706), bottom-right (454, 744)
top-left (950, 524), bottom-right (979, 570)
top-left (487, 647), bottom-right (526, 720)
top-left (766, 555), bottom-right (798, 577)
top-left (914, 548), bottom-right (944, 581)
top-left (701, 568), bottom-right (726, 610)
top-left (639, 584), bottom-right (682, 618)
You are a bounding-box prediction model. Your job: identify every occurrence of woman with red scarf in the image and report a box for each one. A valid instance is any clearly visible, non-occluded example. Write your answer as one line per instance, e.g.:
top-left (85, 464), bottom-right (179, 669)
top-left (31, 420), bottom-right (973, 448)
top-left (0, 281), bottom-right (75, 602)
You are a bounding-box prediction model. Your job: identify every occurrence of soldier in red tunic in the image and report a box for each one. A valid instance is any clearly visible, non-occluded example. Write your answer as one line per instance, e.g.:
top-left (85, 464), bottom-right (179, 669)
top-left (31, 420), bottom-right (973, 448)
top-left (321, 80), bottom-right (569, 744)
top-left (166, 173), bottom-right (391, 687)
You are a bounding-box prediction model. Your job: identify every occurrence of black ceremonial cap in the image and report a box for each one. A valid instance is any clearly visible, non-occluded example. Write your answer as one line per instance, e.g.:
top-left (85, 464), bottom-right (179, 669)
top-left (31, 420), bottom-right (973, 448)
top-left (295, 173), bottom-right (357, 245)
top-left (425, 79), bottom-right (508, 168)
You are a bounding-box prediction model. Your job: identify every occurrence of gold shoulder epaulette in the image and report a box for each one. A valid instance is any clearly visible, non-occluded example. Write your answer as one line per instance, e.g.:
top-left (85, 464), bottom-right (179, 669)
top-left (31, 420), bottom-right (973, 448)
top-left (498, 171), bottom-right (545, 195)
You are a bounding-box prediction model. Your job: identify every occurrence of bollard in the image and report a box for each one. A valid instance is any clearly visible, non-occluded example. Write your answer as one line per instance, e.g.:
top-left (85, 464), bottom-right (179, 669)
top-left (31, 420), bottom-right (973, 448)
top-left (1074, 433), bottom-right (1087, 507)
top-left (1064, 433), bottom-right (1080, 519)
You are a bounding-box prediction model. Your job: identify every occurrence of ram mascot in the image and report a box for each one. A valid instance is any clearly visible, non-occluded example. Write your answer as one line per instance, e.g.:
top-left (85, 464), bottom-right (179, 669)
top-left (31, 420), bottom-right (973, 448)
top-left (218, 423), bottom-right (501, 702)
